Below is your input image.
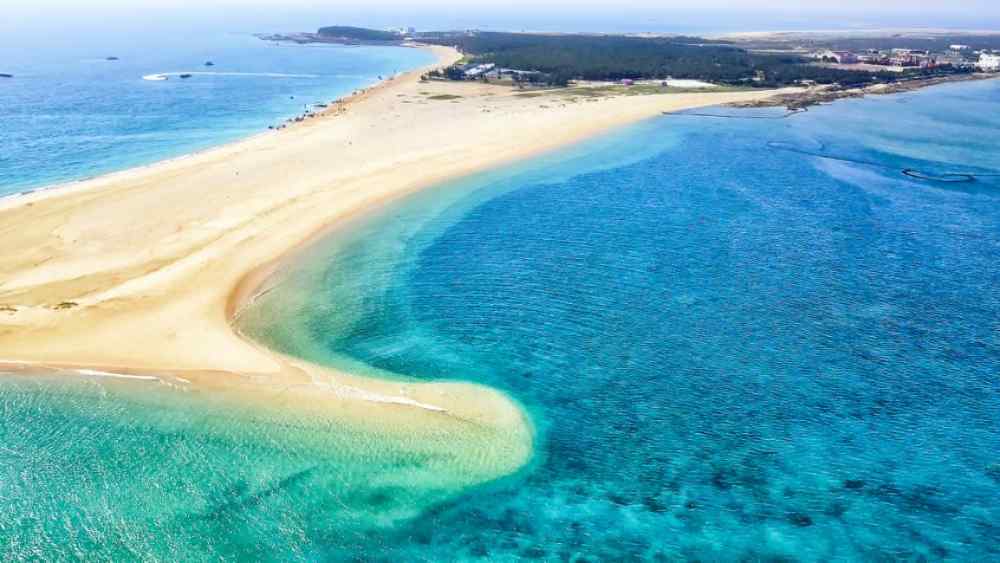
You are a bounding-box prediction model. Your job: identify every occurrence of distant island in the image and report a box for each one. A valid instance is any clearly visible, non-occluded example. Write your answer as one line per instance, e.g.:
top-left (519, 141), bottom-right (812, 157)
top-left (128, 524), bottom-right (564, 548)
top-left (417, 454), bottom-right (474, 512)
top-left (257, 25), bottom-right (411, 46)
top-left (260, 27), bottom-right (1000, 99)
top-left (317, 25), bottom-right (406, 42)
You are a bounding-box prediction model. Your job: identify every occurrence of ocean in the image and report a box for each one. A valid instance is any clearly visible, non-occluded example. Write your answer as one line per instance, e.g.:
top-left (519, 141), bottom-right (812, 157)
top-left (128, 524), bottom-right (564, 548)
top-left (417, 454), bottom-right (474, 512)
top-left (3, 77), bottom-right (1000, 559)
top-left (0, 32), bottom-right (434, 196)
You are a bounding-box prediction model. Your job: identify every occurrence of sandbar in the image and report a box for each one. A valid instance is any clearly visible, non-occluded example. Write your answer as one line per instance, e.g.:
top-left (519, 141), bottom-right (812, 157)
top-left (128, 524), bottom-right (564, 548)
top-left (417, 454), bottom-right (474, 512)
top-left (0, 45), bottom-right (796, 481)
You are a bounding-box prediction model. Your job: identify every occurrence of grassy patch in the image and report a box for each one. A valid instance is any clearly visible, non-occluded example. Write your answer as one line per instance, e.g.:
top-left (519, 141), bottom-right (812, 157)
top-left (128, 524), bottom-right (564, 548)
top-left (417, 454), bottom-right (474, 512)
top-left (427, 94), bottom-right (463, 101)
top-left (556, 86), bottom-right (618, 98)
top-left (553, 83), bottom-right (752, 98)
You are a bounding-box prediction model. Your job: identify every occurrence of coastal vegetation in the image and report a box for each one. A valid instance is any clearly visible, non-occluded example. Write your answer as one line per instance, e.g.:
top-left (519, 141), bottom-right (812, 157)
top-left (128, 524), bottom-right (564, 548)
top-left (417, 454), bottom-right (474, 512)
top-left (413, 31), bottom-right (968, 88)
top-left (261, 27), bottom-right (983, 90)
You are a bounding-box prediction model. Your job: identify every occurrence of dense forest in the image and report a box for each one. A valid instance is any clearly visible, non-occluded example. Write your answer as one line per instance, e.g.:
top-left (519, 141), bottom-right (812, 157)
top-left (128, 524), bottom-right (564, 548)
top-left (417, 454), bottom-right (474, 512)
top-left (417, 32), bottom-right (940, 87)
top-left (422, 33), bottom-right (756, 82)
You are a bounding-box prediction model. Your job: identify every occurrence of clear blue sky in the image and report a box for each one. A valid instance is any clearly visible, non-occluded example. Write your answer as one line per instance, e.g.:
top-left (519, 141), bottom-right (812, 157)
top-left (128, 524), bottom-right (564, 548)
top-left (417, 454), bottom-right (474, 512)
top-left (5, 0), bottom-right (1000, 38)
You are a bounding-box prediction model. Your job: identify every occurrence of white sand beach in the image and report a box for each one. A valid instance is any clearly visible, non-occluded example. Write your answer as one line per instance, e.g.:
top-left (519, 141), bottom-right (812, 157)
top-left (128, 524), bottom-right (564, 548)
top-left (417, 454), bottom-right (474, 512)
top-left (0, 44), bottom-right (795, 479)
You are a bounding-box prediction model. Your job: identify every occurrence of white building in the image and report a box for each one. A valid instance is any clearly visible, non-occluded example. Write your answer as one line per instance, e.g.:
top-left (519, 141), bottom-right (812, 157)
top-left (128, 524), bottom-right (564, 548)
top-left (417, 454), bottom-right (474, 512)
top-left (463, 63), bottom-right (496, 79)
top-left (977, 53), bottom-right (1000, 72)
top-left (815, 50), bottom-right (858, 64)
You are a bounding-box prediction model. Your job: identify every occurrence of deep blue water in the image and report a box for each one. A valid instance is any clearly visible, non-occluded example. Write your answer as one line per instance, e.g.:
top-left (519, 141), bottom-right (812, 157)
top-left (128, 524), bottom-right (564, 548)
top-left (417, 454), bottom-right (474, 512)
top-left (0, 33), bottom-right (433, 195)
top-left (246, 79), bottom-right (1000, 560)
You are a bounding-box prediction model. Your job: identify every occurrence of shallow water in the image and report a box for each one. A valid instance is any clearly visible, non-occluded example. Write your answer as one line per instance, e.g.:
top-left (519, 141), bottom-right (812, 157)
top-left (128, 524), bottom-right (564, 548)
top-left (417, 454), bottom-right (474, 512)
top-left (0, 372), bottom-right (525, 560)
top-left (4, 80), bottom-right (1000, 560)
top-left (243, 80), bottom-right (1000, 560)
top-left (0, 33), bottom-right (433, 195)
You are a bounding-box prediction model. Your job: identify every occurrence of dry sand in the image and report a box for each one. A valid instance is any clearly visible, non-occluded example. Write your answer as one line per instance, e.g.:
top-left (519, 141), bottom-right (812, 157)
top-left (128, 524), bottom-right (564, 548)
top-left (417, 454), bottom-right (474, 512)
top-left (0, 45), bottom-right (796, 474)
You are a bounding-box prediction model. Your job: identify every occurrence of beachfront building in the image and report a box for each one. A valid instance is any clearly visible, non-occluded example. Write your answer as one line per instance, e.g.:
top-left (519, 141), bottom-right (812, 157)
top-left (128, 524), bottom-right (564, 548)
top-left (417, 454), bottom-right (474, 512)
top-left (977, 53), bottom-right (1000, 71)
top-left (936, 52), bottom-right (969, 68)
top-left (498, 68), bottom-right (543, 79)
top-left (816, 50), bottom-right (859, 64)
top-left (884, 49), bottom-right (938, 68)
top-left (858, 49), bottom-right (891, 65)
top-left (485, 68), bottom-right (546, 83)
top-left (834, 51), bottom-right (859, 64)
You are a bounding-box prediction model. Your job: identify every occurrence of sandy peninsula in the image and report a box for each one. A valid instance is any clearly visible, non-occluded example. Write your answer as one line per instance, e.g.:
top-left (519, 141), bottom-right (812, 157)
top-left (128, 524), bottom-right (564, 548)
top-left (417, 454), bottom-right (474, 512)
top-left (0, 45), bottom-right (794, 480)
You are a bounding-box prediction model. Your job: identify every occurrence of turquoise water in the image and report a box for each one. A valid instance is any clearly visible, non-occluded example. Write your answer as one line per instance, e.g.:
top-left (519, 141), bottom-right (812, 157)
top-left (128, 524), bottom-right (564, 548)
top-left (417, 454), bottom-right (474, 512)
top-left (3, 80), bottom-right (1000, 560)
top-left (0, 372), bottom-right (526, 560)
top-left (243, 80), bottom-right (1000, 560)
top-left (0, 33), bottom-right (433, 195)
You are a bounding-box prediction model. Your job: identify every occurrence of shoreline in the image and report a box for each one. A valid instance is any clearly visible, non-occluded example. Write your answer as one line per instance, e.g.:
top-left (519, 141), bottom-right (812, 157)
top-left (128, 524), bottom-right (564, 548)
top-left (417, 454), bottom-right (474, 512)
top-left (170, 70), bottom-right (999, 333)
top-left (0, 61), bottom-right (421, 212)
top-left (1, 42), bottom-right (801, 486)
top-left (732, 71), bottom-right (999, 110)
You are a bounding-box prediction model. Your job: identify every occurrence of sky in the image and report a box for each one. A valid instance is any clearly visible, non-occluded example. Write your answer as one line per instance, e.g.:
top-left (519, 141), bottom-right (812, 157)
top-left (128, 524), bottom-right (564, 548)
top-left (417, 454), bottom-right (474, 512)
top-left (4, 0), bottom-right (1000, 39)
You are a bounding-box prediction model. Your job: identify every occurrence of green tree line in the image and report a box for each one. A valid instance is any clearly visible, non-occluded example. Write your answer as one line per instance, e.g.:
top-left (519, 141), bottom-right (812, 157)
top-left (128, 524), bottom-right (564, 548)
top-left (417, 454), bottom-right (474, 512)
top-left (417, 32), bottom-right (962, 86)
